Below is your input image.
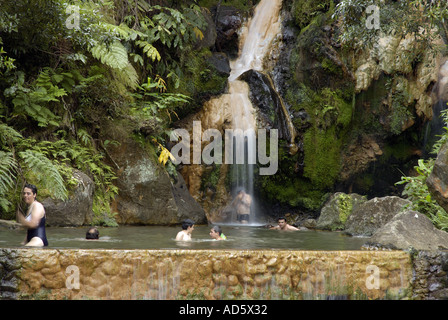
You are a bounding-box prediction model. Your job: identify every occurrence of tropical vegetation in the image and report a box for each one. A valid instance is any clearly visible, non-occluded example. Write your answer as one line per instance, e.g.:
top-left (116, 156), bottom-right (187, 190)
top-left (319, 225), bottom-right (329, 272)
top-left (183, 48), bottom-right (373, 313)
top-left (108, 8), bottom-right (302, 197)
top-left (0, 0), bottom-right (208, 224)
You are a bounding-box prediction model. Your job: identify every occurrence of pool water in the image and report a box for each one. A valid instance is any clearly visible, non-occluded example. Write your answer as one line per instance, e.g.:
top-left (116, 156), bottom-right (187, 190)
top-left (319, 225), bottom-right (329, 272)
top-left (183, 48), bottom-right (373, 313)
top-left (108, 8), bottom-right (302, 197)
top-left (0, 224), bottom-right (368, 250)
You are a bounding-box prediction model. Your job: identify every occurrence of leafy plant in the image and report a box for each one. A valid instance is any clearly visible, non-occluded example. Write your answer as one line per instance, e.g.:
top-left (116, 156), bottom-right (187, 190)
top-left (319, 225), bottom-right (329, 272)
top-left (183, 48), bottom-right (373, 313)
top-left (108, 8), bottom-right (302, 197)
top-left (333, 0), bottom-right (448, 51)
top-left (396, 108), bottom-right (448, 231)
top-left (19, 149), bottom-right (68, 200)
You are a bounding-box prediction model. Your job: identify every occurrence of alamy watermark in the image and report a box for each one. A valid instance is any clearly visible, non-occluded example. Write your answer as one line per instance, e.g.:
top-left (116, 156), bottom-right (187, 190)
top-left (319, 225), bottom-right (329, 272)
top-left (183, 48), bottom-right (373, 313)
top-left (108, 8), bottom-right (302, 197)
top-left (365, 264), bottom-right (380, 290)
top-left (365, 5), bottom-right (380, 30)
top-left (170, 121), bottom-right (278, 175)
top-left (65, 5), bottom-right (80, 30)
top-left (65, 265), bottom-right (80, 290)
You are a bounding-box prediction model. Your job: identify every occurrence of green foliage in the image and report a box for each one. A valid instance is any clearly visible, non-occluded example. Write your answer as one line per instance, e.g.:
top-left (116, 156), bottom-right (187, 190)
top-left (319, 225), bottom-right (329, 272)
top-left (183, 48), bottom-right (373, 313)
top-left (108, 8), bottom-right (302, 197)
top-left (0, 45), bottom-right (16, 73)
top-left (0, 151), bottom-right (18, 212)
top-left (291, 0), bottom-right (333, 29)
top-left (130, 76), bottom-right (190, 126)
top-left (18, 149), bottom-right (68, 201)
top-left (337, 193), bottom-right (353, 225)
top-left (333, 0), bottom-right (448, 51)
top-left (296, 86), bottom-right (353, 189)
top-left (396, 108), bottom-right (448, 231)
top-left (0, 0), bottom-right (212, 224)
top-left (396, 158), bottom-right (447, 228)
top-left (90, 41), bottom-right (129, 70)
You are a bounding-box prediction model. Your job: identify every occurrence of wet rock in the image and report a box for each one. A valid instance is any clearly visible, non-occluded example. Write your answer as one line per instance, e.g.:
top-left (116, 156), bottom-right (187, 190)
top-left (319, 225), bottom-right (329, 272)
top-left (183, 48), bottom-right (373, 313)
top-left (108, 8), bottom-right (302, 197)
top-left (316, 192), bottom-right (367, 231)
top-left (0, 249), bottom-right (20, 300)
top-left (43, 169), bottom-right (94, 227)
top-left (239, 69), bottom-right (295, 142)
top-left (366, 210), bottom-right (448, 251)
top-left (206, 52), bottom-right (231, 76)
top-left (212, 5), bottom-right (242, 58)
top-left (344, 196), bottom-right (411, 236)
top-left (302, 218), bottom-right (317, 229)
top-left (340, 136), bottom-right (383, 182)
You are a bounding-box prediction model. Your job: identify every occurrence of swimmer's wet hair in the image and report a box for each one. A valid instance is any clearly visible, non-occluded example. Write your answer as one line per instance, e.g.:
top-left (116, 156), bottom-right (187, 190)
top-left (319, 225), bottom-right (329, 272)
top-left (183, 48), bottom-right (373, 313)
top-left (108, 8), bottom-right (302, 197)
top-left (212, 225), bottom-right (222, 235)
top-left (86, 227), bottom-right (99, 239)
top-left (181, 219), bottom-right (195, 230)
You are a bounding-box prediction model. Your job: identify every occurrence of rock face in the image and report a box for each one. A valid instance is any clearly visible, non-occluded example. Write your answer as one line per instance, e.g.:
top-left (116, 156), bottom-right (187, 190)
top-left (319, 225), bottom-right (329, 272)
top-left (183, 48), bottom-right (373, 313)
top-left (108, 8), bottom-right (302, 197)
top-left (344, 196), bottom-right (411, 236)
top-left (427, 142), bottom-right (448, 213)
top-left (367, 210), bottom-right (448, 251)
top-left (105, 127), bottom-right (207, 225)
top-left (212, 5), bottom-right (242, 58)
top-left (316, 193), bottom-right (367, 231)
top-left (43, 170), bottom-right (95, 227)
top-left (239, 69), bottom-right (296, 142)
top-left (354, 32), bottom-right (440, 120)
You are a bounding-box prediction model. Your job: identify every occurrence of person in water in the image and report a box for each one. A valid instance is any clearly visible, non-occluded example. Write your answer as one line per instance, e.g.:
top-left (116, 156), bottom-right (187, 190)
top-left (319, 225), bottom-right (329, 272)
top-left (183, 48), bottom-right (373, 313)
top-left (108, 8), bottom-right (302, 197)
top-left (209, 225), bottom-right (226, 241)
top-left (270, 216), bottom-right (299, 231)
top-left (230, 189), bottom-right (252, 224)
top-left (176, 219), bottom-right (195, 241)
top-left (17, 183), bottom-right (49, 247)
top-left (86, 227), bottom-right (100, 240)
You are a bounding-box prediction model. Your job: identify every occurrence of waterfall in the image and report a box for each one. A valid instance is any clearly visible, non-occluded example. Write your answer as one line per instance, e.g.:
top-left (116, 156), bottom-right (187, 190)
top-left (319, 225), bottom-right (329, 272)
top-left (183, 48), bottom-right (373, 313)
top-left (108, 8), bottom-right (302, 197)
top-left (227, 0), bottom-right (283, 223)
top-left (194, 0), bottom-right (284, 224)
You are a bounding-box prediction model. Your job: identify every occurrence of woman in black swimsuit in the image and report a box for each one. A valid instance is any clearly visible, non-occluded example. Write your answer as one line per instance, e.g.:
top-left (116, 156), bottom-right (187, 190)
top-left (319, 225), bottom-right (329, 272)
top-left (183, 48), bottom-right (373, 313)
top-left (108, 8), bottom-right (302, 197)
top-left (17, 183), bottom-right (48, 247)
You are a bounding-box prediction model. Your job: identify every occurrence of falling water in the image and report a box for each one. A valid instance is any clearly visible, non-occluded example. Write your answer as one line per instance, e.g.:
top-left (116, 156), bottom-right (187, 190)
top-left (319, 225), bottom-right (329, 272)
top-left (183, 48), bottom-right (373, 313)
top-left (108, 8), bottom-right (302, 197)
top-left (226, 0), bottom-right (283, 222)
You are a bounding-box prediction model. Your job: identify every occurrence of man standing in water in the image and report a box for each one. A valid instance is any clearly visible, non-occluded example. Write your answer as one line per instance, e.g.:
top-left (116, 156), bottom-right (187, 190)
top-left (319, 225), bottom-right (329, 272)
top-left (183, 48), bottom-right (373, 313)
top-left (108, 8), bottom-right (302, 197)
top-left (230, 189), bottom-right (252, 224)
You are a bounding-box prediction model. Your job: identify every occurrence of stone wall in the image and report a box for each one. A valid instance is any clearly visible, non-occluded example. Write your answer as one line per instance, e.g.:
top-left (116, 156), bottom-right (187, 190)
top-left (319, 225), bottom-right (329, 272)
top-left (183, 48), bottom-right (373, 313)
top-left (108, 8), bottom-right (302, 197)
top-left (1, 249), bottom-right (413, 300)
top-left (411, 250), bottom-right (448, 300)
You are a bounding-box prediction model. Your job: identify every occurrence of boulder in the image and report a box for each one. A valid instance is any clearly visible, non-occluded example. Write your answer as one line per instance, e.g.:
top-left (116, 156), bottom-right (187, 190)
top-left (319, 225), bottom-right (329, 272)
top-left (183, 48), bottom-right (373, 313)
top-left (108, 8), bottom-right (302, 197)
top-left (105, 128), bottom-right (207, 225)
top-left (365, 210), bottom-right (448, 251)
top-left (206, 52), bottom-right (231, 76)
top-left (43, 170), bottom-right (94, 227)
top-left (344, 196), bottom-right (411, 236)
top-left (212, 5), bottom-right (242, 58)
top-left (316, 192), bottom-right (367, 231)
top-left (171, 174), bottom-right (208, 224)
top-left (427, 141), bottom-right (448, 213)
top-left (194, 7), bottom-right (217, 50)
top-left (0, 219), bottom-right (22, 230)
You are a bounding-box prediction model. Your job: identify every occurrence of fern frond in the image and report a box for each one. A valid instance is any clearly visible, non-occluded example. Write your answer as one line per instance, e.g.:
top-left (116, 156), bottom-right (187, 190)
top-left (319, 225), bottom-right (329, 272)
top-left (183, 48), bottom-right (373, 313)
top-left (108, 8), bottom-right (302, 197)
top-left (135, 40), bottom-right (161, 61)
top-left (90, 40), bottom-right (129, 70)
top-left (0, 123), bottom-right (22, 146)
top-left (77, 128), bottom-right (93, 147)
top-left (99, 22), bottom-right (146, 41)
top-left (112, 62), bottom-right (139, 90)
top-left (19, 149), bottom-right (68, 201)
top-left (0, 151), bottom-right (17, 194)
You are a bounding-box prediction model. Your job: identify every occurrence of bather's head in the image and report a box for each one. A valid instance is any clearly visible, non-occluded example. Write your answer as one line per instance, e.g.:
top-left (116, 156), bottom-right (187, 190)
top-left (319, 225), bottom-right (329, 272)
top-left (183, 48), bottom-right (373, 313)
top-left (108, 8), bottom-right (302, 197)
top-left (181, 219), bottom-right (195, 230)
top-left (86, 227), bottom-right (99, 240)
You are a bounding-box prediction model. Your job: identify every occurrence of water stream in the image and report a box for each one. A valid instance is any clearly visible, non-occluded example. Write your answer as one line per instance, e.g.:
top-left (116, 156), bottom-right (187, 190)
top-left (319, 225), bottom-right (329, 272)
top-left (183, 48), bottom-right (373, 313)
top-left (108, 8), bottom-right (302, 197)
top-left (197, 0), bottom-right (285, 224)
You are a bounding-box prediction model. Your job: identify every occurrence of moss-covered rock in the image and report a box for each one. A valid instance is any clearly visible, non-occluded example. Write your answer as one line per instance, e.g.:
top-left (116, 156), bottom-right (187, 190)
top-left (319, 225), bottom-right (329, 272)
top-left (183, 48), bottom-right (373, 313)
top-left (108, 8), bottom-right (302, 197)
top-left (316, 192), bottom-right (367, 231)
